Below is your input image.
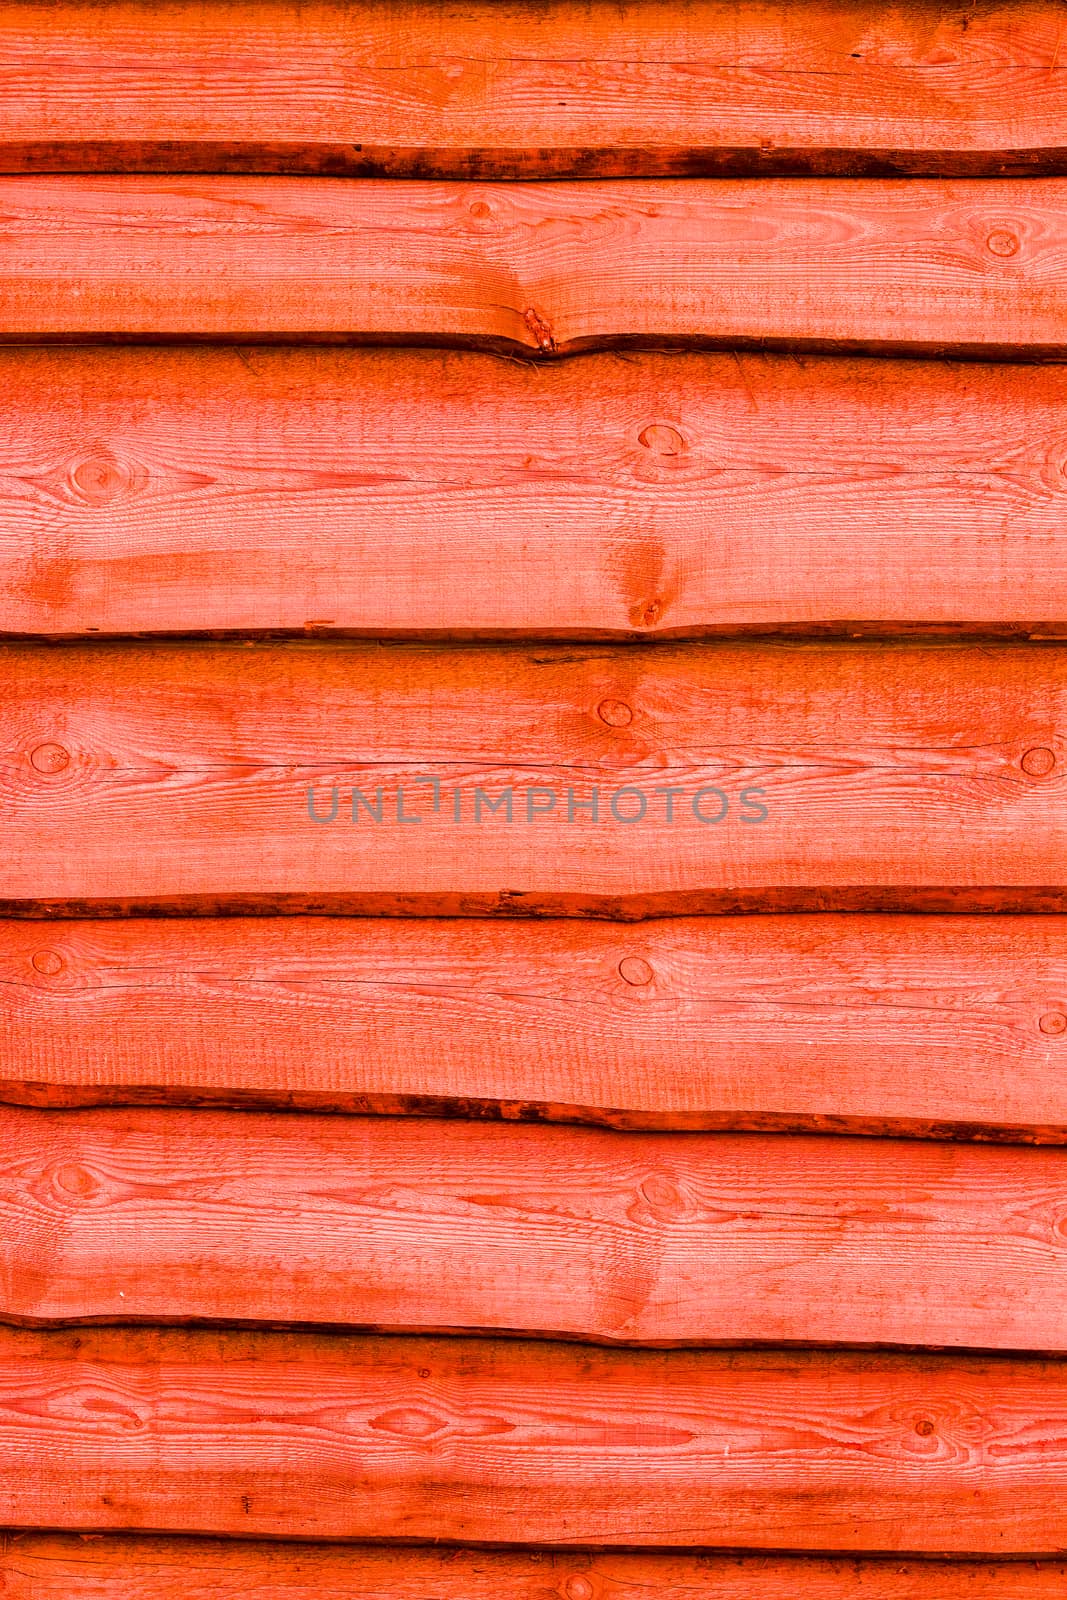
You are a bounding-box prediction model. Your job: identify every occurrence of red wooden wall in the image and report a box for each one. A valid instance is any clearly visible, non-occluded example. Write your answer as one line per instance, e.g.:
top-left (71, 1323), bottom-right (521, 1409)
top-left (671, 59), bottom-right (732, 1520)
top-left (2, 2), bottom-right (1067, 1593)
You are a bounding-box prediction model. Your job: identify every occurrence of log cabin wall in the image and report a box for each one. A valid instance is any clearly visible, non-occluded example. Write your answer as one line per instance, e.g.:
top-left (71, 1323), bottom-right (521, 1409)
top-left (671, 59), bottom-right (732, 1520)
top-left (2, 2), bottom-right (1067, 1593)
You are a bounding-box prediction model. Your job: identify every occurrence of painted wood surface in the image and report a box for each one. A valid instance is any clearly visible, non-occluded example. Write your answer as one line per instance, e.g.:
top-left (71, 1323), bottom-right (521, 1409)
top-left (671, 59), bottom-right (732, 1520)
top-left (6, 913), bottom-right (1067, 1138)
top-left (4, 1106), bottom-right (1067, 1349)
top-left (4, 1327), bottom-right (1067, 1551)
top-left (8, 346), bottom-right (1067, 640)
top-left (2, 640), bottom-right (1065, 914)
top-left (1, 177), bottom-right (1065, 354)
top-left (6, 0), bottom-right (1066, 1576)
top-left (1, 1), bottom-right (1064, 180)
top-left (3, 1536), bottom-right (1065, 1600)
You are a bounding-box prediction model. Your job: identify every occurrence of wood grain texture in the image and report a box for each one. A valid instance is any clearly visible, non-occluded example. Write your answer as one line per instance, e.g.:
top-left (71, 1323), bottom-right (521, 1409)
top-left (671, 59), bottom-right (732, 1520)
top-left (2, 177), bottom-right (1067, 354)
top-left (3, 1537), bottom-right (1065, 1600)
top-left (9, 347), bottom-right (1067, 640)
top-left (4, 1327), bottom-right (1067, 1551)
top-left (2, 1), bottom-right (1066, 179)
top-left (6, 913), bottom-right (1067, 1139)
top-left (2, 640), bottom-right (1066, 915)
top-left (4, 1107), bottom-right (1067, 1350)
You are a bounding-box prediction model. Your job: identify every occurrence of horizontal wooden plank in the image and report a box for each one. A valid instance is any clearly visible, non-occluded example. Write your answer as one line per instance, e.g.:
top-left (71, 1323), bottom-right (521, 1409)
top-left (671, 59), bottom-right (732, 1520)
top-left (4, 1107), bottom-right (1067, 1350)
top-left (9, 347), bottom-right (1067, 640)
top-left (1, 177), bottom-right (1066, 354)
top-left (4, 1328), bottom-right (1067, 1550)
top-left (2, 1), bottom-right (1065, 180)
top-left (4, 1537), bottom-right (1065, 1600)
top-left (2, 640), bottom-right (1067, 915)
top-left (6, 913), bottom-right (1067, 1139)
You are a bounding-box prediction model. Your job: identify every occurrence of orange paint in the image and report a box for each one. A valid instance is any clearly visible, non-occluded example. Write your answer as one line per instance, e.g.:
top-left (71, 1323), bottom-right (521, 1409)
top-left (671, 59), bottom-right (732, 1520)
top-left (3, 1537), bottom-right (1066, 1599)
top-left (2, 639), bottom-right (1065, 911)
top-left (0, 0), bottom-right (1064, 178)
top-left (3, 1106), bottom-right (1067, 1349)
top-left (3, 913), bottom-right (1067, 1139)
top-left (0, 177), bottom-right (1064, 352)
top-left (4, 1327), bottom-right (1067, 1550)
top-left (4, 0), bottom-right (1065, 1574)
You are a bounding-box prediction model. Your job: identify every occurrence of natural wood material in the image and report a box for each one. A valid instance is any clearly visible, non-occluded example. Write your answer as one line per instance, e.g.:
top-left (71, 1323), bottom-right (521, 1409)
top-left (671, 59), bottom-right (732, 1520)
top-left (2, 640), bottom-right (1067, 915)
top-left (8, 346), bottom-right (1067, 640)
top-left (3, 1536), bottom-right (1065, 1600)
top-left (5, 913), bottom-right (1067, 1139)
top-left (1, 1), bottom-right (1065, 179)
top-left (1, 177), bottom-right (1066, 354)
top-left (4, 1328), bottom-right (1067, 1551)
top-left (4, 1106), bottom-right (1067, 1350)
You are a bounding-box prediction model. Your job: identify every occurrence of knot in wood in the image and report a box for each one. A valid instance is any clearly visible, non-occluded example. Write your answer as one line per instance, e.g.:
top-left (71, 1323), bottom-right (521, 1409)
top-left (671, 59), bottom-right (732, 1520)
top-left (30, 742), bottom-right (70, 774)
top-left (638, 423), bottom-right (685, 456)
top-left (1021, 746), bottom-right (1055, 777)
top-left (986, 229), bottom-right (1020, 258)
top-left (619, 956), bottom-right (653, 986)
top-left (522, 307), bottom-right (556, 353)
top-left (69, 452), bottom-right (133, 505)
top-left (564, 1579), bottom-right (595, 1600)
top-left (597, 698), bottom-right (633, 727)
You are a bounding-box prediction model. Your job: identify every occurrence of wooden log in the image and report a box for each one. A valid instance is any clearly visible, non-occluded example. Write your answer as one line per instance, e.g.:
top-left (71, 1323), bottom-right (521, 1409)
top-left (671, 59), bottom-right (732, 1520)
top-left (1, 0), bottom-right (1065, 180)
top-left (1, 177), bottom-right (1066, 354)
top-left (3, 1535), bottom-right (1065, 1600)
top-left (7, 347), bottom-right (1067, 640)
top-left (3, 1327), bottom-right (1067, 1551)
top-left (4, 1106), bottom-right (1067, 1350)
top-left (5, 913), bottom-right (1067, 1139)
top-left (2, 640), bottom-right (1066, 915)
